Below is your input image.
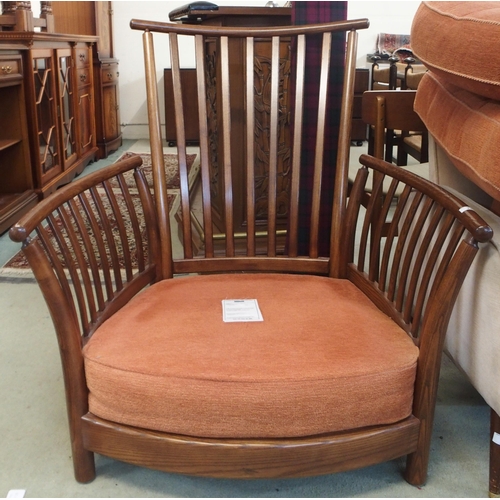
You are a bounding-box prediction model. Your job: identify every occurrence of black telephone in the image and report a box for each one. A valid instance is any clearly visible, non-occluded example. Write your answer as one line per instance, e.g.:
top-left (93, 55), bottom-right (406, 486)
top-left (169, 2), bottom-right (218, 22)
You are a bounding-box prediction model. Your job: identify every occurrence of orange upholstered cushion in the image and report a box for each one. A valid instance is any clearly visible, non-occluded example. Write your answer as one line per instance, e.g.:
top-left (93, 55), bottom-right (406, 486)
top-left (415, 71), bottom-right (500, 201)
top-left (411, 2), bottom-right (500, 100)
top-left (83, 274), bottom-right (418, 439)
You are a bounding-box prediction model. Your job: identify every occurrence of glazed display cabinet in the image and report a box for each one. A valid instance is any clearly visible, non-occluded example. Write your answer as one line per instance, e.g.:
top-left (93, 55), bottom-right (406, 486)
top-left (0, 1), bottom-right (119, 234)
top-left (0, 52), bottom-right (37, 234)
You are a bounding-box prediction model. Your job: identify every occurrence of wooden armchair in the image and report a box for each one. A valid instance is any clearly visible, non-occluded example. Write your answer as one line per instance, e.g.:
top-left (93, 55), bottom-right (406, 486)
top-left (9, 18), bottom-right (493, 488)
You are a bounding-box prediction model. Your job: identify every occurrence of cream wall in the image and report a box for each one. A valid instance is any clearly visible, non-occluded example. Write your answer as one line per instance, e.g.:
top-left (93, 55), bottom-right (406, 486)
top-left (112, 1), bottom-right (421, 139)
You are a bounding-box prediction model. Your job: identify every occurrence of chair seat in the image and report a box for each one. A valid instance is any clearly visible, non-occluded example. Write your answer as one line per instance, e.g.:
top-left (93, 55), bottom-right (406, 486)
top-left (83, 274), bottom-right (418, 439)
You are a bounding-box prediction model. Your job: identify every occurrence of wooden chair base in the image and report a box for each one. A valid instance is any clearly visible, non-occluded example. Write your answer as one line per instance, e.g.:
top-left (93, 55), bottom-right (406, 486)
top-left (80, 413), bottom-right (421, 481)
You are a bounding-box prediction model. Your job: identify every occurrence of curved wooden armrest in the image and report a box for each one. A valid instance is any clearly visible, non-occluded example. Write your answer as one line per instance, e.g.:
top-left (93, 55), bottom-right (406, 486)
top-left (9, 153), bottom-right (162, 339)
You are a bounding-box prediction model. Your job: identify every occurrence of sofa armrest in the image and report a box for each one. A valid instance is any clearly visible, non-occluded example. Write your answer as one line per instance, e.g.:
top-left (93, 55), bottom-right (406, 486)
top-left (440, 186), bottom-right (500, 418)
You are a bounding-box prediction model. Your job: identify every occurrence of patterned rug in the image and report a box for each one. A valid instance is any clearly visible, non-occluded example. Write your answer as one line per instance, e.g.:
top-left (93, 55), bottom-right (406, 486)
top-left (0, 151), bottom-right (199, 277)
top-left (116, 151), bottom-right (199, 190)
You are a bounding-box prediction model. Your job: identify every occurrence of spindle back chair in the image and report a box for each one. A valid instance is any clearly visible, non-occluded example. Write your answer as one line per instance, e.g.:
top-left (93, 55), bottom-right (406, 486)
top-left (362, 89), bottom-right (428, 167)
top-left (8, 18), bottom-right (492, 488)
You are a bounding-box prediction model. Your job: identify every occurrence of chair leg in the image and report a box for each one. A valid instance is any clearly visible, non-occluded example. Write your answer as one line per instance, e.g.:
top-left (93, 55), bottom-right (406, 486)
top-left (69, 415), bottom-right (96, 483)
top-left (73, 446), bottom-right (96, 483)
top-left (384, 128), bottom-right (394, 163)
top-left (404, 439), bottom-right (429, 487)
top-left (490, 408), bottom-right (500, 497)
top-left (396, 143), bottom-right (408, 166)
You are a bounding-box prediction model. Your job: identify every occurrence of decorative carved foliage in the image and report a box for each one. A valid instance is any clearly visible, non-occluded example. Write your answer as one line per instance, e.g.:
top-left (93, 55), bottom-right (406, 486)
top-left (204, 49), bottom-right (219, 203)
top-left (253, 49), bottom-right (292, 220)
top-left (203, 39), bottom-right (292, 228)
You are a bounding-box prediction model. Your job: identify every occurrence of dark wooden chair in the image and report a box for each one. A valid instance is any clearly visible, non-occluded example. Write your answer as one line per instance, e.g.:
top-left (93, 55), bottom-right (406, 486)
top-left (368, 55), bottom-right (402, 163)
top-left (396, 59), bottom-right (429, 166)
top-left (370, 55), bottom-right (400, 91)
top-left (402, 57), bottom-right (428, 90)
top-left (363, 89), bottom-right (429, 168)
top-left (9, 19), bottom-right (492, 489)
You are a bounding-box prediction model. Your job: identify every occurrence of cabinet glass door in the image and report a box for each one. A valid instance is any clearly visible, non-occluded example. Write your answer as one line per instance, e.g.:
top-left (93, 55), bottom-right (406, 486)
top-left (33, 50), bottom-right (61, 184)
top-left (57, 49), bottom-right (77, 169)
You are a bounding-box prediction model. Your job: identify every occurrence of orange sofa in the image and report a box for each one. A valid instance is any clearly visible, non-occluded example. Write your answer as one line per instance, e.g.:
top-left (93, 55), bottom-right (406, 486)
top-left (411, 2), bottom-right (500, 496)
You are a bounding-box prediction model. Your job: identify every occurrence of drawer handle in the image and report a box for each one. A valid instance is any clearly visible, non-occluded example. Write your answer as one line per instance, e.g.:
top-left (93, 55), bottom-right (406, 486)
top-left (80, 73), bottom-right (87, 82)
top-left (1, 65), bottom-right (12, 74)
top-left (79, 53), bottom-right (86, 62)
top-left (107, 72), bottom-right (113, 79)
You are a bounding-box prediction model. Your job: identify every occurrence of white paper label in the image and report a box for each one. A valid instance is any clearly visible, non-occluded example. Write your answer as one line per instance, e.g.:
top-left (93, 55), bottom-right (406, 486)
top-left (222, 299), bottom-right (263, 322)
top-left (7, 491), bottom-right (26, 499)
top-left (493, 432), bottom-right (500, 445)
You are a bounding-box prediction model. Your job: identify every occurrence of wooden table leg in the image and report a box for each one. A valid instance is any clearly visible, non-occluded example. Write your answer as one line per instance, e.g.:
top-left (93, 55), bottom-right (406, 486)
top-left (490, 408), bottom-right (500, 497)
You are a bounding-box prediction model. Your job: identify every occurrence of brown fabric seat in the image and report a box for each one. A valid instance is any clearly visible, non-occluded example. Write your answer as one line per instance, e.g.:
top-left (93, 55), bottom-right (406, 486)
top-left (83, 274), bottom-right (418, 439)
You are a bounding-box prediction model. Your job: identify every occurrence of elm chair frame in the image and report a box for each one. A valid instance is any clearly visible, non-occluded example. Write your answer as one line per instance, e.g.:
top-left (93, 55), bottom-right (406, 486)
top-left (9, 19), bottom-right (492, 487)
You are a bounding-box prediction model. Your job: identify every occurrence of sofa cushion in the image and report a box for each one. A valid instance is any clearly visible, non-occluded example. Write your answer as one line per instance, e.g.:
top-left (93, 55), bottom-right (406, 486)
top-left (83, 273), bottom-right (418, 439)
top-left (415, 71), bottom-right (500, 202)
top-left (411, 1), bottom-right (500, 100)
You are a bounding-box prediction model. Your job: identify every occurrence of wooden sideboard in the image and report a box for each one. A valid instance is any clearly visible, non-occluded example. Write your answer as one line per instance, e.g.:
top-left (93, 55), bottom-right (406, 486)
top-left (0, 1), bottom-right (120, 234)
top-left (0, 51), bottom-right (37, 234)
top-left (0, 32), bottom-right (98, 234)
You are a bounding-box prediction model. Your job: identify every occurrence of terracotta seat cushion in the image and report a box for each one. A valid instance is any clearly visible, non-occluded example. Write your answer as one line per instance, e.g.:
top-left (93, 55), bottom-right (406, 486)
top-left (415, 71), bottom-right (500, 202)
top-left (411, 1), bottom-right (500, 100)
top-left (83, 273), bottom-right (418, 439)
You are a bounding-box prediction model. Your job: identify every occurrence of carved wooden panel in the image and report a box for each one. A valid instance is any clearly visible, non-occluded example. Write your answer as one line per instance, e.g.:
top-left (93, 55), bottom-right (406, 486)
top-left (253, 41), bottom-right (291, 223)
top-left (204, 37), bottom-right (292, 234)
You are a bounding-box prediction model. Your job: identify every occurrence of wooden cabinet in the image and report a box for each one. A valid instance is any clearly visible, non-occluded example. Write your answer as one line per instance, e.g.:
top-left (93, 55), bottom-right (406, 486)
top-left (75, 45), bottom-right (96, 157)
top-left (0, 32), bottom-right (98, 233)
top-left (0, 1), bottom-right (119, 234)
top-left (0, 53), bottom-right (37, 234)
top-left (164, 68), bottom-right (200, 146)
top-left (94, 59), bottom-right (121, 157)
top-left (24, 42), bottom-right (98, 197)
top-left (93, 1), bottom-right (122, 158)
top-left (51, 1), bottom-right (122, 158)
